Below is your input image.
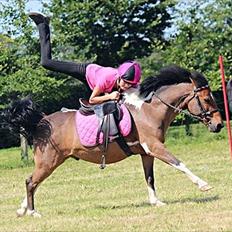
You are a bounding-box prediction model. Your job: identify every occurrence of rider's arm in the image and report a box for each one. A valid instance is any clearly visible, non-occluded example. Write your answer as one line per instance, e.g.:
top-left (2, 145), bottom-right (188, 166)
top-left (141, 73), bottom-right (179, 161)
top-left (89, 86), bottom-right (120, 105)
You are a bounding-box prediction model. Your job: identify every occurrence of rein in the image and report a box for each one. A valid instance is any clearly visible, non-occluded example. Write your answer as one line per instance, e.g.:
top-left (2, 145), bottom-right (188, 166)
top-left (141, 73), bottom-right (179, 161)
top-left (152, 92), bottom-right (203, 121)
top-left (152, 85), bottom-right (218, 123)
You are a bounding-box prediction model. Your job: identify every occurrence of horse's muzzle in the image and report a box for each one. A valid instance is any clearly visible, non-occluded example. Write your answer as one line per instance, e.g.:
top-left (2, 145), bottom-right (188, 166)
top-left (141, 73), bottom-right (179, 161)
top-left (208, 121), bottom-right (224, 133)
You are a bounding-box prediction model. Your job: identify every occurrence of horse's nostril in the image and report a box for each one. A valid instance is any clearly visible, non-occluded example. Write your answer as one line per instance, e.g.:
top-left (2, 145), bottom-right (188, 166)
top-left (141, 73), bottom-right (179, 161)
top-left (217, 123), bottom-right (223, 130)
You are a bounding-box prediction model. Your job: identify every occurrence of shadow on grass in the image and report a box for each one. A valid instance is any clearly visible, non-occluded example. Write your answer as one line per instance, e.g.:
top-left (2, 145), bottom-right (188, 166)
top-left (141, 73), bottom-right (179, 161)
top-left (95, 196), bottom-right (219, 210)
top-left (95, 201), bottom-right (155, 210)
top-left (166, 195), bottom-right (219, 204)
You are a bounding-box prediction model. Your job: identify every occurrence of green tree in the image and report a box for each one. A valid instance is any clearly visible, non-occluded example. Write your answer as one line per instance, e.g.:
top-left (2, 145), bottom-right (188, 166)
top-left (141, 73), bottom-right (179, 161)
top-left (47, 0), bottom-right (173, 66)
top-left (160, 0), bottom-right (232, 90)
top-left (0, 0), bottom-right (85, 112)
top-left (0, 34), bottom-right (14, 79)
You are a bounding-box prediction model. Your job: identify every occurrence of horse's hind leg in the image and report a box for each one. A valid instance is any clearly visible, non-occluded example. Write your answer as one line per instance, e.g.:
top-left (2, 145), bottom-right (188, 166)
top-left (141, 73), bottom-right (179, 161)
top-left (17, 147), bottom-right (65, 217)
top-left (16, 175), bottom-right (40, 217)
top-left (16, 167), bottom-right (51, 217)
top-left (25, 171), bottom-right (45, 217)
top-left (141, 155), bottom-right (165, 206)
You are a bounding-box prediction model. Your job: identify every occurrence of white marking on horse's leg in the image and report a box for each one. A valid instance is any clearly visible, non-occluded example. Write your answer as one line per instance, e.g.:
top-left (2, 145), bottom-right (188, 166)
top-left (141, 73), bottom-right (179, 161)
top-left (21, 196), bottom-right (27, 208)
top-left (147, 185), bottom-right (166, 206)
top-left (141, 143), bottom-right (152, 154)
top-left (141, 143), bottom-right (165, 206)
top-left (26, 209), bottom-right (42, 218)
top-left (16, 197), bottom-right (27, 217)
top-left (172, 162), bottom-right (212, 191)
top-left (16, 185), bottom-right (41, 217)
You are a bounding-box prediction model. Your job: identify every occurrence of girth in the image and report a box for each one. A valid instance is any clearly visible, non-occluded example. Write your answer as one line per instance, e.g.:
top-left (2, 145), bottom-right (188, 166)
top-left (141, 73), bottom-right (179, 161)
top-left (79, 99), bottom-right (133, 168)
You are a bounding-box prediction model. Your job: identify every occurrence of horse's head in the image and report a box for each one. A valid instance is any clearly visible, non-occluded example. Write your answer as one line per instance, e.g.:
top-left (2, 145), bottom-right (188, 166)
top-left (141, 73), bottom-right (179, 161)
top-left (182, 71), bottom-right (223, 133)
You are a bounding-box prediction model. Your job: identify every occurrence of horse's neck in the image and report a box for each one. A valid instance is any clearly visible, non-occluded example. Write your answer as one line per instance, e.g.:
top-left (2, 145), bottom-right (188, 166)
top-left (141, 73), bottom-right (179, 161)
top-left (124, 83), bottom-right (193, 140)
top-left (153, 83), bottom-right (193, 131)
top-left (155, 83), bottom-right (192, 107)
top-left (124, 83), bottom-right (192, 109)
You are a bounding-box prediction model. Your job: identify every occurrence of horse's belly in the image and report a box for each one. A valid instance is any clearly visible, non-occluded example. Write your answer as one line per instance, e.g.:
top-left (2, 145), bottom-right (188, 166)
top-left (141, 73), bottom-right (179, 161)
top-left (73, 142), bottom-right (128, 164)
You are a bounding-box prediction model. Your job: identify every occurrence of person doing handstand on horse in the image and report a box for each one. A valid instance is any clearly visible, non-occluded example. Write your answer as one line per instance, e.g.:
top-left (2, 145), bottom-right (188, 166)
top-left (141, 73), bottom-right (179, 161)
top-left (29, 12), bottom-right (142, 105)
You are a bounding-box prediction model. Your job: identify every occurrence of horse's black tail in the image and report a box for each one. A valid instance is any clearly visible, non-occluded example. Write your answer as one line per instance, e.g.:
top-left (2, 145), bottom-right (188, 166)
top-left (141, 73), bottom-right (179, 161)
top-left (2, 98), bottom-right (46, 142)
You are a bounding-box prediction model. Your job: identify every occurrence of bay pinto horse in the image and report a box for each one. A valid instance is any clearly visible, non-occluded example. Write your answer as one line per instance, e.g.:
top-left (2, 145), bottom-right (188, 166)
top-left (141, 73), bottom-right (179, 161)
top-left (4, 65), bottom-right (223, 217)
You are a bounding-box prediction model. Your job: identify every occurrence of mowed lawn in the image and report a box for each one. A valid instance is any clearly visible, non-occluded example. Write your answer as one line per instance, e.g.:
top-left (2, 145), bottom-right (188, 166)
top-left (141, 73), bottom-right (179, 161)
top-left (0, 124), bottom-right (232, 231)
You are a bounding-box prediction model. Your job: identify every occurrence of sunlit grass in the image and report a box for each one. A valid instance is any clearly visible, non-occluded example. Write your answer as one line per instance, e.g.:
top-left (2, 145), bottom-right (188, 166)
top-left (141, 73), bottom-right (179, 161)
top-left (0, 124), bottom-right (231, 231)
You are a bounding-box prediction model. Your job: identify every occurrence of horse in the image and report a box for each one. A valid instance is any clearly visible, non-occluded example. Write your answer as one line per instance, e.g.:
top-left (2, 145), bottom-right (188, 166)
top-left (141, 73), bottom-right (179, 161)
top-left (3, 65), bottom-right (223, 217)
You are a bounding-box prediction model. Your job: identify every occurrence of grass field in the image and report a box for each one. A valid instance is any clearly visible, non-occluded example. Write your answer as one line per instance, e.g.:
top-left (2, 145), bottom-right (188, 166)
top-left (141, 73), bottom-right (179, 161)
top-left (0, 124), bottom-right (232, 231)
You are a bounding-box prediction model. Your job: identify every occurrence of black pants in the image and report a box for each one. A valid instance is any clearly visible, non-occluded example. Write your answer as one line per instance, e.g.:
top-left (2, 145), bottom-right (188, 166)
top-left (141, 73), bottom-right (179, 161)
top-left (37, 23), bottom-right (91, 92)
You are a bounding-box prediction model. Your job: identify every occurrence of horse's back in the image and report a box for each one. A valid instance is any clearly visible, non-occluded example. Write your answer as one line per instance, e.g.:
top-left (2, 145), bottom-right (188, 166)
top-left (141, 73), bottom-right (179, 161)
top-left (43, 110), bottom-right (79, 151)
top-left (45, 110), bottom-right (76, 125)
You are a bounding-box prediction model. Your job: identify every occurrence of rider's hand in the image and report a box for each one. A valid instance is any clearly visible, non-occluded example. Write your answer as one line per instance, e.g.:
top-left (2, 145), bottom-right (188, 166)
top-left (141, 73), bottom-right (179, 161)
top-left (110, 91), bottom-right (120, 101)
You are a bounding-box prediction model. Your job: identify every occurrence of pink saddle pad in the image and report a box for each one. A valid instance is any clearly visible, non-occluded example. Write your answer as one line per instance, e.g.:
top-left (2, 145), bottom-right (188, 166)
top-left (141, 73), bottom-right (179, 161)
top-left (75, 104), bottom-right (131, 147)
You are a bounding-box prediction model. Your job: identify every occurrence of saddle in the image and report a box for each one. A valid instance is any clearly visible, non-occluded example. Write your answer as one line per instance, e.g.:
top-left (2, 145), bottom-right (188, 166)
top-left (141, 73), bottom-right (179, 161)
top-left (79, 99), bottom-right (118, 117)
top-left (78, 99), bottom-right (133, 168)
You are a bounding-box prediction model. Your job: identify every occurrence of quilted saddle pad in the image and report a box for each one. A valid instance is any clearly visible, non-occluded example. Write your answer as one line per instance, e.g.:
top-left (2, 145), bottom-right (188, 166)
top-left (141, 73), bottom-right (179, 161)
top-left (75, 104), bottom-right (132, 147)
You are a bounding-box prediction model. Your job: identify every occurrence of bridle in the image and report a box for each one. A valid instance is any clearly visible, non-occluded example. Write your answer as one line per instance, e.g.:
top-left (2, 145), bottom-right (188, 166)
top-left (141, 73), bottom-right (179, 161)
top-left (152, 85), bottom-right (219, 124)
top-left (190, 86), bottom-right (219, 121)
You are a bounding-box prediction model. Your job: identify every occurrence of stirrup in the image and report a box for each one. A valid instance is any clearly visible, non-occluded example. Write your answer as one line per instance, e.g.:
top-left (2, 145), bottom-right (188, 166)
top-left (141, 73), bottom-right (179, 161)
top-left (99, 154), bottom-right (106, 169)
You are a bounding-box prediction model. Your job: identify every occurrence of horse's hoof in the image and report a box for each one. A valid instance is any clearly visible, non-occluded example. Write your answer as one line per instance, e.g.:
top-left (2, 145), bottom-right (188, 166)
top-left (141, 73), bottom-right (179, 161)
top-left (151, 200), bottom-right (166, 207)
top-left (32, 211), bottom-right (42, 218)
top-left (200, 185), bottom-right (213, 191)
top-left (16, 208), bottom-right (26, 217)
top-left (26, 209), bottom-right (42, 218)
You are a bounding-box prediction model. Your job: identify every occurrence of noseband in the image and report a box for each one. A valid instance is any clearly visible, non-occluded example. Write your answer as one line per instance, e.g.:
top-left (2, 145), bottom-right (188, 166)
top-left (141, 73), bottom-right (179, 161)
top-left (153, 85), bottom-right (219, 123)
top-left (189, 86), bottom-right (218, 122)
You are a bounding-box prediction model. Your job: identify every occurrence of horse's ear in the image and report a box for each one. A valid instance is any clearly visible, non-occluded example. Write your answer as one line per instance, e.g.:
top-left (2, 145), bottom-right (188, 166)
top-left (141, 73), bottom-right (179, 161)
top-left (190, 77), bottom-right (197, 88)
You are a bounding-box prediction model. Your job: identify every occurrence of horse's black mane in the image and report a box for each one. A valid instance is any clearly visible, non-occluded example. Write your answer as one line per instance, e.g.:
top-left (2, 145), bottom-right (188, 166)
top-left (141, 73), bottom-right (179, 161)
top-left (139, 65), bottom-right (208, 97)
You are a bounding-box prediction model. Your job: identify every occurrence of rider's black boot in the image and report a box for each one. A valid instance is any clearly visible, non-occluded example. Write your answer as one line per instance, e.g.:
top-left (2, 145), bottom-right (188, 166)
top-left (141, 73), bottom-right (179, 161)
top-left (29, 12), bottom-right (50, 25)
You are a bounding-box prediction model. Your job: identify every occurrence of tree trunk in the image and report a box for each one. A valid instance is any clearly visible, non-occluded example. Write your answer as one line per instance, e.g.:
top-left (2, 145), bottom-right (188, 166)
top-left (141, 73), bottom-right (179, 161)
top-left (20, 134), bottom-right (28, 161)
top-left (184, 116), bottom-right (193, 136)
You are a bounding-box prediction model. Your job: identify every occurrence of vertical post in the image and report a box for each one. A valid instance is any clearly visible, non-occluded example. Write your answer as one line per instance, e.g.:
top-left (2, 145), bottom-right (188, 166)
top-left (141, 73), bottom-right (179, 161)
top-left (184, 115), bottom-right (192, 136)
top-left (219, 55), bottom-right (232, 159)
top-left (20, 134), bottom-right (28, 161)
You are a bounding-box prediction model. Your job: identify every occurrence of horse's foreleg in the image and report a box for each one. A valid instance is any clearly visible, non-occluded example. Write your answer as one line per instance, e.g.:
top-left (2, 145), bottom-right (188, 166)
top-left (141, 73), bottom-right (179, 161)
top-left (171, 162), bottom-right (212, 191)
top-left (141, 155), bottom-right (165, 206)
top-left (143, 141), bottom-right (212, 191)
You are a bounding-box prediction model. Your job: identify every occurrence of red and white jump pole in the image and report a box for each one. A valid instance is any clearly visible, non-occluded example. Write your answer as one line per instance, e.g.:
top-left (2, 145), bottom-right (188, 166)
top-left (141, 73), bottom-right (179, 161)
top-left (219, 55), bottom-right (232, 159)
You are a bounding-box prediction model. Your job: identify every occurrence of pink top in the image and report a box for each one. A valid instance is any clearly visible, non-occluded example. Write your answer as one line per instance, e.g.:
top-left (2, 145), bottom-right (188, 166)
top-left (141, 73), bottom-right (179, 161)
top-left (86, 64), bottom-right (119, 93)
